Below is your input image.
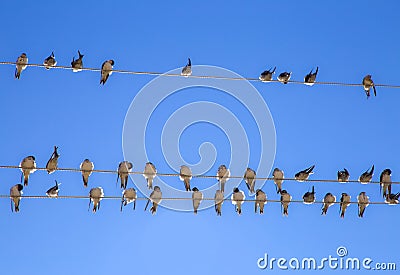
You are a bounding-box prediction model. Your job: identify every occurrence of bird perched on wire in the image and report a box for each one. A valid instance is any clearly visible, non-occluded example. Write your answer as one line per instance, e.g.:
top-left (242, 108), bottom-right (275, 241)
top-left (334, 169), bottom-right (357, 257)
top-left (339, 193), bottom-right (351, 218)
top-left (179, 165), bottom-right (192, 191)
top-left (259, 67), bottom-right (276, 82)
top-left (214, 189), bottom-right (224, 216)
top-left (20, 155), bottom-right (36, 186)
top-left (304, 67), bottom-right (319, 86)
top-left (231, 187), bottom-right (245, 215)
top-left (216, 164), bottom-right (230, 193)
top-left (145, 186), bottom-right (162, 215)
top-left (43, 52), bottom-right (57, 69)
top-left (71, 50), bottom-right (84, 72)
top-left (362, 75), bottom-right (377, 98)
top-left (280, 190), bottom-right (292, 217)
top-left (121, 188), bottom-right (137, 211)
top-left (358, 165), bottom-right (374, 184)
top-left (295, 165), bottom-right (315, 182)
top-left (100, 59), bottom-right (114, 85)
top-left (277, 71), bottom-right (291, 84)
top-left (272, 168), bottom-right (284, 194)
top-left (244, 167), bottom-right (256, 194)
top-left (10, 184), bottom-right (23, 212)
top-left (46, 180), bottom-right (60, 198)
top-left (385, 193), bottom-right (400, 205)
top-left (181, 58), bottom-right (192, 76)
top-left (255, 189), bottom-right (267, 214)
top-left (117, 161), bottom-right (133, 189)
top-left (380, 169), bottom-right (392, 198)
top-left (89, 187), bottom-right (104, 213)
top-left (357, 192), bottom-right (369, 218)
top-left (302, 186), bottom-right (316, 204)
top-left (80, 159), bottom-right (94, 187)
top-left (15, 53), bottom-right (28, 79)
top-left (192, 187), bottom-right (203, 214)
top-left (322, 193), bottom-right (336, 215)
top-left (143, 162), bottom-right (157, 190)
top-left (337, 168), bottom-right (350, 182)
top-left (46, 146), bottom-right (60, 174)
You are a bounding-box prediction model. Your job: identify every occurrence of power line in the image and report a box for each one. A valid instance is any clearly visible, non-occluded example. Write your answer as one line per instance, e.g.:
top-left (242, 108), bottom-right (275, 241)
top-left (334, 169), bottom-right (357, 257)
top-left (2, 195), bottom-right (392, 205)
top-left (0, 165), bottom-right (398, 185)
top-left (2, 61), bottom-right (400, 89)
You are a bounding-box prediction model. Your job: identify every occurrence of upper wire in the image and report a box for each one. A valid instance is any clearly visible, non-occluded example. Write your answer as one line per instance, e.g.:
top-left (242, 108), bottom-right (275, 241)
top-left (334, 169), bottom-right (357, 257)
top-left (0, 165), bottom-right (398, 185)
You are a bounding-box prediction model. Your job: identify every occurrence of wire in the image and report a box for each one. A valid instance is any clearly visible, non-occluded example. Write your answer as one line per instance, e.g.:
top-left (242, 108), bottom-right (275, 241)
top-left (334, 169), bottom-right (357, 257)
top-left (2, 61), bottom-right (400, 89)
top-left (2, 195), bottom-right (392, 205)
top-left (0, 165), bottom-right (398, 185)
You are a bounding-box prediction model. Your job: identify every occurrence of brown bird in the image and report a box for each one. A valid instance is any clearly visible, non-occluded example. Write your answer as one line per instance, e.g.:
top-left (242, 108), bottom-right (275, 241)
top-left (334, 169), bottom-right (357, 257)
top-left (179, 165), bottom-right (192, 191)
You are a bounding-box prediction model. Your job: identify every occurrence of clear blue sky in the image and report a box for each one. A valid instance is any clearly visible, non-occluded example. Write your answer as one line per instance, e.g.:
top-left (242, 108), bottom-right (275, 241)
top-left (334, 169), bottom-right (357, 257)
top-left (0, 1), bottom-right (399, 274)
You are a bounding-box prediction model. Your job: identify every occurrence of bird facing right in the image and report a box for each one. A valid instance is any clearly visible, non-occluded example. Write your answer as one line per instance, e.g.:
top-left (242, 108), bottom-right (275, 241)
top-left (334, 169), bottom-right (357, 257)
top-left (100, 59), bottom-right (114, 85)
top-left (80, 159), bottom-right (94, 187)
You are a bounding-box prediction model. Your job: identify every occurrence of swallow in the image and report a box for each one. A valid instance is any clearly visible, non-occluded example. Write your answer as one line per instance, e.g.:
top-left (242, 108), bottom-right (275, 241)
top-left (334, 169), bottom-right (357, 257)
top-left (181, 58), bottom-right (192, 76)
top-left (358, 165), bottom-right (374, 184)
top-left (304, 67), bottom-right (318, 86)
top-left (46, 146), bottom-right (60, 174)
top-left (15, 53), bottom-right (28, 79)
top-left (192, 187), bottom-right (203, 214)
top-left (280, 190), bottom-right (292, 217)
top-left (259, 67), bottom-right (276, 82)
top-left (244, 167), bottom-right (256, 194)
top-left (143, 162), bottom-right (157, 190)
top-left (216, 164), bottom-right (230, 193)
top-left (302, 186), bottom-right (316, 204)
top-left (339, 193), bottom-right (351, 218)
top-left (380, 169), bottom-right (392, 198)
top-left (71, 50), bottom-right (84, 72)
top-left (385, 193), bottom-right (400, 205)
top-left (272, 168), bottom-right (284, 194)
top-left (117, 161), bottom-right (133, 189)
top-left (20, 155), bottom-right (37, 186)
top-left (322, 193), bottom-right (336, 215)
top-left (144, 186), bottom-right (162, 215)
top-left (255, 189), bottom-right (267, 214)
top-left (179, 165), bottom-right (192, 191)
top-left (357, 192), bottom-right (369, 218)
top-left (214, 189), bottom-right (224, 216)
top-left (80, 159), bottom-right (94, 187)
top-left (10, 184), bottom-right (23, 212)
top-left (337, 168), bottom-right (350, 182)
top-left (231, 187), bottom-right (245, 215)
top-left (295, 165), bottom-right (315, 182)
top-left (43, 52), bottom-right (57, 69)
top-left (277, 72), bottom-right (291, 84)
top-left (362, 75), bottom-right (377, 98)
top-left (121, 188), bottom-right (137, 211)
top-left (100, 59), bottom-right (114, 85)
top-left (89, 187), bottom-right (104, 213)
top-left (46, 180), bottom-right (60, 198)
